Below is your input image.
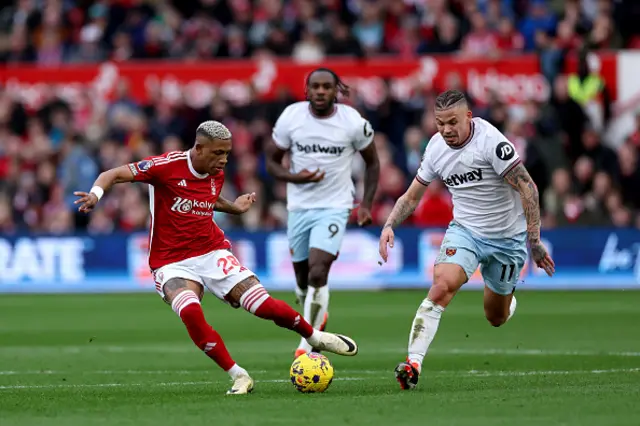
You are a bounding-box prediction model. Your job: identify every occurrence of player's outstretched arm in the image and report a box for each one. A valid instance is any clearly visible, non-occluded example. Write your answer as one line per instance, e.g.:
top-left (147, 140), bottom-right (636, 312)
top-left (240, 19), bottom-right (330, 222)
top-left (214, 193), bottom-right (256, 215)
top-left (379, 178), bottom-right (428, 262)
top-left (384, 178), bottom-right (428, 229)
top-left (74, 165), bottom-right (135, 213)
top-left (503, 163), bottom-right (555, 276)
top-left (265, 141), bottom-right (325, 184)
top-left (357, 143), bottom-right (380, 226)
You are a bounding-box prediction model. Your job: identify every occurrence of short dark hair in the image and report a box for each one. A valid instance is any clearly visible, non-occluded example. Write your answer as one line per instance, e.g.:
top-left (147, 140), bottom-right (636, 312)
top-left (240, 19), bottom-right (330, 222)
top-left (305, 68), bottom-right (350, 100)
top-left (435, 90), bottom-right (468, 111)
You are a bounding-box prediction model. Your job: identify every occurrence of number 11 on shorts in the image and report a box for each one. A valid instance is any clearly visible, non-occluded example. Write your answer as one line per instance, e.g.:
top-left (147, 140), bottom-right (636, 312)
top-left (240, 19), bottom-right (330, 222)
top-left (500, 264), bottom-right (515, 282)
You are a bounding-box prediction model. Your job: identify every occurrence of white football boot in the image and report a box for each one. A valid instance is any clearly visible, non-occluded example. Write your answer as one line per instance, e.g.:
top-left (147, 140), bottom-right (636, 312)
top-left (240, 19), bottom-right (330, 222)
top-left (226, 373), bottom-right (254, 395)
top-left (308, 331), bottom-right (358, 356)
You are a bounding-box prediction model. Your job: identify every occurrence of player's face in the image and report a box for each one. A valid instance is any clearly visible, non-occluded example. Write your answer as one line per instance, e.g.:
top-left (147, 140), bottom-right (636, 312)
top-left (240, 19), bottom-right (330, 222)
top-left (196, 135), bottom-right (232, 174)
top-left (435, 106), bottom-right (473, 147)
top-left (307, 71), bottom-right (337, 114)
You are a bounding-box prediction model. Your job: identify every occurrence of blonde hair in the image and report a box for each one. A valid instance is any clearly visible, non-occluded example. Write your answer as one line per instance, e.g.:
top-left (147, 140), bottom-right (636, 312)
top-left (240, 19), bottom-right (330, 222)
top-left (196, 120), bottom-right (232, 141)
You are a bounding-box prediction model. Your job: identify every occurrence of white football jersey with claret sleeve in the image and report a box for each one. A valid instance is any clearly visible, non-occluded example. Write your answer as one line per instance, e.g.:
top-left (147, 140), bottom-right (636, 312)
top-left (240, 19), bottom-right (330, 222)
top-left (416, 117), bottom-right (526, 238)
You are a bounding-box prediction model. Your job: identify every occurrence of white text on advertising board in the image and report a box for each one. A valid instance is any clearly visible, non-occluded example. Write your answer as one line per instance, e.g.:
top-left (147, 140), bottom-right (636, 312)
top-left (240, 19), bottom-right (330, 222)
top-left (0, 238), bottom-right (86, 283)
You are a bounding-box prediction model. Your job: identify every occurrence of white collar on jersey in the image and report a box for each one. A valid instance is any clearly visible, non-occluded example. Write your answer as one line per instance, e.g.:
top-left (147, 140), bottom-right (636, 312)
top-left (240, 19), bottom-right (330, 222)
top-left (187, 150), bottom-right (209, 179)
top-left (308, 103), bottom-right (337, 119)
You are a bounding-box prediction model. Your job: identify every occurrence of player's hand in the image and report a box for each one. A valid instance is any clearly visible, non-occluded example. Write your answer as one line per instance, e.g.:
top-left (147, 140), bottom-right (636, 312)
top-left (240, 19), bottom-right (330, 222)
top-left (357, 206), bottom-right (373, 227)
top-left (291, 168), bottom-right (325, 184)
top-left (234, 192), bottom-right (257, 214)
top-left (73, 191), bottom-right (99, 213)
top-left (530, 240), bottom-right (555, 277)
top-left (379, 225), bottom-right (395, 263)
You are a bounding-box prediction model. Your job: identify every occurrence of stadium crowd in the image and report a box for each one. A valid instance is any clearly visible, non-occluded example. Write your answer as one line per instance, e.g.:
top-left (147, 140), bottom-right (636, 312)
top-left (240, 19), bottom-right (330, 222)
top-left (1, 0), bottom-right (640, 234)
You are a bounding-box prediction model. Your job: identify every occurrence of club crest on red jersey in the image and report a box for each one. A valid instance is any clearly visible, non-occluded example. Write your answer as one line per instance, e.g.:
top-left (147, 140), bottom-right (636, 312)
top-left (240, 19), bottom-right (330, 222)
top-left (445, 248), bottom-right (457, 257)
top-left (211, 179), bottom-right (217, 196)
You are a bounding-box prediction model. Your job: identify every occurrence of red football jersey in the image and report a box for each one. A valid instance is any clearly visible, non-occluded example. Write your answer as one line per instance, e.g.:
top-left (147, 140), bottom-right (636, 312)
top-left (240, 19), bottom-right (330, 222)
top-left (128, 150), bottom-right (231, 270)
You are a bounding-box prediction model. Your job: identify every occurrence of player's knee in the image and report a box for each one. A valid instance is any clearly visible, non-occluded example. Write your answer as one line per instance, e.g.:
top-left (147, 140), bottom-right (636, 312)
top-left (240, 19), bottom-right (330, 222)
top-left (163, 278), bottom-right (202, 303)
top-left (308, 264), bottom-right (330, 288)
top-left (293, 262), bottom-right (309, 289)
top-left (430, 271), bottom-right (460, 306)
top-left (229, 276), bottom-right (262, 309)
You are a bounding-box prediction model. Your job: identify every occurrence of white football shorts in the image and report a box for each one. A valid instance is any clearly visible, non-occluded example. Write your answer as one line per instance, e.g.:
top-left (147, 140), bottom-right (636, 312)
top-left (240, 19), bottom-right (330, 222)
top-left (152, 249), bottom-right (255, 304)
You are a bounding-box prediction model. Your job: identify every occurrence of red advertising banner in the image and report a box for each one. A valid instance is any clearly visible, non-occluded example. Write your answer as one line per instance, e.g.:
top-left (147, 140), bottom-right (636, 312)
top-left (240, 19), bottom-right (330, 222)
top-left (0, 53), bottom-right (616, 111)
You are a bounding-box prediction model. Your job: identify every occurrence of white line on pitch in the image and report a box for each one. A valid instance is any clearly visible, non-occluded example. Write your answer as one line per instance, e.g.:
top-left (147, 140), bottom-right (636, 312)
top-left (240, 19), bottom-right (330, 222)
top-left (0, 368), bottom-right (637, 382)
top-left (2, 346), bottom-right (640, 357)
top-left (459, 368), bottom-right (640, 377)
top-left (439, 348), bottom-right (640, 357)
top-left (344, 367), bottom-right (640, 376)
top-left (0, 370), bottom-right (270, 376)
top-left (0, 377), bottom-right (364, 391)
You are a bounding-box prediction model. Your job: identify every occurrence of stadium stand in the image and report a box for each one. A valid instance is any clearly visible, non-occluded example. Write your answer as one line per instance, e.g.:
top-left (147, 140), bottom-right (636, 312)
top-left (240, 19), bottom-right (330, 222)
top-left (1, 0), bottom-right (640, 233)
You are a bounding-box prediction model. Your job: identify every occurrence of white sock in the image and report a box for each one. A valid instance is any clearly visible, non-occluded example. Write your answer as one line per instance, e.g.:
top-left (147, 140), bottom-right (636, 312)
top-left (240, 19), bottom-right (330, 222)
top-left (295, 286), bottom-right (307, 307)
top-left (306, 329), bottom-right (322, 348)
top-left (298, 286), bottom-right (329, 351)
top-left (226, 363), bottom-right (248, 380)
top-left (407, 298), bottom-right (445, 372)
top-left (507, 296), bottom-right (517, 321)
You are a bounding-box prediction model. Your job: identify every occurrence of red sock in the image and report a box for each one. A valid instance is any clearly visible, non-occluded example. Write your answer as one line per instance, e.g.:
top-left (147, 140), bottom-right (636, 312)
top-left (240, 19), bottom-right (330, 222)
top-left (239, 285), bottom-right (314, 338)
top-left (172, 291), bottom-right (236, 371)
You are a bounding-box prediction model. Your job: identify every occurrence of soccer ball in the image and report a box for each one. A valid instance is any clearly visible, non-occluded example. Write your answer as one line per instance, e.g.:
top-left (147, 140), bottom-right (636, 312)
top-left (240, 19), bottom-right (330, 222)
top-left (290, 352), bottom-right (334, 393)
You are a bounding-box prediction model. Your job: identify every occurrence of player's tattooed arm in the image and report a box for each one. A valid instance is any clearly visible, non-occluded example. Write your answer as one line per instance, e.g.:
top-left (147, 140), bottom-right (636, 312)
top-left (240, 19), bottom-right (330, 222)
top-left (503, 163), bottom-right (541, 243)
top-left (503, 162), bottom-right (556, 276)
top-left (383, 178), bottom-right (428, 229)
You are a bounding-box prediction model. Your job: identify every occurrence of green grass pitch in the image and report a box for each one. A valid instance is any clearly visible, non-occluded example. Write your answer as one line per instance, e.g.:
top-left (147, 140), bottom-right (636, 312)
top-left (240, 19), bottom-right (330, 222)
top-left (1, 290), bottom-right (639, 426)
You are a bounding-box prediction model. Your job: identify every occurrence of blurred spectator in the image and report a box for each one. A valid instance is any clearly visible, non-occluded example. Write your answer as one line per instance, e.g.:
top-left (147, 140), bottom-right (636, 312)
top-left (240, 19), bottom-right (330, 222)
top-left (544, 168), bottom-right (572, 223)
top-left (535, 29), bottom-right (564, 85)
top-left (555, 20), bottom-right (582, 52)
top-left (325, 20), bottom-right (363, 57)
top-left (566, 49), bottom-right (612, 133)
top-left (519, 0), bottom-right (557, 51)
top-left (427, 13), bottom-right (462, 54)
top-left (495, 17), bottom-right (525, 54)
top-left (551, 75), bottom-right (588, 162)
top-left (617, 144), bottom-right (640, 209)
top-left (58, 135), bottom-right (99, 223)
top-left (352, 1), bottom-right (384, 55)
top-left (625, 112), bottom-right (640, 148)
top-left (292, 27), bottom-right (324, 63)
top-left (579, 128), bottom-right (618, 180)
top-left (460, 12), bottom-right (498, 58)
top-left (586, 12), bottom-right (622, 50)
top-left (1, 0), bottom-right (632, 63)
top-left (387, 16), bottom-right (429, 58)
top-left (404, 126), bottom-right (426, 174)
